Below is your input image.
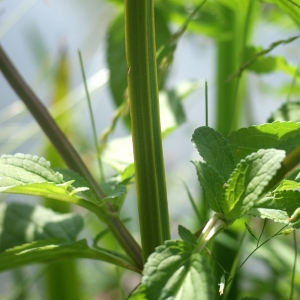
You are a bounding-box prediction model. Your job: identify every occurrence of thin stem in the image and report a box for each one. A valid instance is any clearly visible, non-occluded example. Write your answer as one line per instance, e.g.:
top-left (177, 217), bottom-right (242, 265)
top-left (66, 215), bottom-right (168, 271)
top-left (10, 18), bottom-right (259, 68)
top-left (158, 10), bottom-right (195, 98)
top-left (257, 219), bottom-right (268, 247)
top-left (289, 230), bottom-right (297, 300)
top-left (225, 223), bottom-right (289, 287)
top-left (78, 50), bottom-right (105, 182)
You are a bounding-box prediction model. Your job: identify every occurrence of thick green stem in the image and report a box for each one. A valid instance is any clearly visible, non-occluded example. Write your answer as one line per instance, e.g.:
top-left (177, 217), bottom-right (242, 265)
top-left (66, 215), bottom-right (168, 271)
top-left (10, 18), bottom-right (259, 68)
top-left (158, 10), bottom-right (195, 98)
top-left (215, 5), bottom-right (240, 135)
top-left (0, 45), bottom-right (143, 270)
top-left (193, 214), bottom-right (227, 254)
top-left (125, 0), bottom-right (170, 260)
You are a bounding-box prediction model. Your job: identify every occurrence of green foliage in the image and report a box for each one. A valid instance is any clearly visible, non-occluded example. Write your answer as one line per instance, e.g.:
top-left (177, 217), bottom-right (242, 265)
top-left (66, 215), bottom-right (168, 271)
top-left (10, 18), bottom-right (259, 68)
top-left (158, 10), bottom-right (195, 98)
top-left (178, 225), bottom-right (197, 246)
top-left (249, 189), bottom-right (300, 227)
top-left (192, 123), bottom-right (300, 231)
top-left (130, 240), bottom-right (216, 300)
top-left (268, 101), bottom-right (300, 123)
top-left (263, 0), bottom-right (300, 28)
top-left (1, 0), bottom-right (300, 298)
top-left (0, 153), bottom-right (63, 185)
top-left (0, 239), bottom-right (137, 272)
top-left (223, 149), bottom-right (285, 220)
top-left (227, 121), bottom-right (300, 163)
top-left (0, 202), bottom-right (83, 251)
top-left (106, 7), bottom-right (171, 109)
top-left (192, 126), bottom-right (235, 182)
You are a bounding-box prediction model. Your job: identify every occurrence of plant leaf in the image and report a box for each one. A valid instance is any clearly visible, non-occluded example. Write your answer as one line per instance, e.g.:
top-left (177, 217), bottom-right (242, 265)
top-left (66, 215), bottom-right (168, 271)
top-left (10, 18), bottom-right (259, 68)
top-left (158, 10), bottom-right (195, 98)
top-left (192, 126), bottom-right (235, 182)
top-left (0, 154), bottom-right (97, 206)
top-left (0, 153), bottom-right (63, 186)
top-left (0, 181), bottom-right (86, 204)
top-left (248, 190), bottom-right (300, 228)
top-left (0, 239), bottom-right (139, 273)
top-left (223, 149), bottom-right (286, 220)
top-left (268, 101), bottom-right (300, 123)
top-left (192, 161), bottom-right (224, 213)
top-left (178, 225), bottom-right (197, 246)
top-left (130, 240), bottom-right (216, 300)
top-left (0, 202), bottom-right (83, 251)
top-left (226, 122), bottom-right (300, 163)
top-left (228, 40), bottom-right (300, 80)
top-left (274, 179), bottom-right (300, 191)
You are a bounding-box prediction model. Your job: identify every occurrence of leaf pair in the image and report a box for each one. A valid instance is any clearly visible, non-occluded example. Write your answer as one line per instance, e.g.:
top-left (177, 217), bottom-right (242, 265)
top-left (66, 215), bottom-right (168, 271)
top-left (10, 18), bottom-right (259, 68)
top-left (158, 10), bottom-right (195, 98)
top-left (192, 123), bottom-right (300, 222)
top-left (0, 153), bottom-right (141, 272)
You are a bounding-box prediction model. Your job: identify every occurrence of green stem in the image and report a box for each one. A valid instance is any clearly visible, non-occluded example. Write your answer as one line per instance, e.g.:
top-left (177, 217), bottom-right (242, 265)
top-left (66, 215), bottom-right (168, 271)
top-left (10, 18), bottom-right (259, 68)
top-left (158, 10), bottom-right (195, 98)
top-left (124, 0), bottom-right (170, 261)
top-left (222, 229), bottom-right (247, 300)
top-left (0, 45), bottom-right (143, 270)
top-left (193, 214), bottom-right (227, 254)
top-left (215, 5), bottom-right (239, 136)
top-left (289, 230), bottom-right (297, 300)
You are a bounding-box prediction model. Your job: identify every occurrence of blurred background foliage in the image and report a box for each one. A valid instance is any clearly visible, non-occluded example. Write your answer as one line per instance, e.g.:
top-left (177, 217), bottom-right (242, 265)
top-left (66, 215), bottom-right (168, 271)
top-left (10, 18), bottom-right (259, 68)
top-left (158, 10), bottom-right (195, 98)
top-left (0, 0), bottom-right (300, 299)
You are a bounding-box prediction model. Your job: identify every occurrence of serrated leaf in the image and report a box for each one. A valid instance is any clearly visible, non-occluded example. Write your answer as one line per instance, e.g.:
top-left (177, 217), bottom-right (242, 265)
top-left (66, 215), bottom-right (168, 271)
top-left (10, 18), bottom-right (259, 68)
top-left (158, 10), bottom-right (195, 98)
top-left (248, 190), bottom-right (300, 228)
top-left (274, 179), bottom-right (300, 191)
top-left (178, 225), bottom-right (197, 246)
top-left (130, 240), bottom-right (216, 300)
top-left (227, 122), bottom-right (300, 163)
top-left (0, 153), bottom-right (63, 186)
top-left (247, 207), bottom-right (289, 224)
top-left (100, 182), bottom-right (127, 200)
top-left (192, 127), bottom-right (235, 182)
top-left (223, 149), bottom-right (286, 220)
top-left (268, 101), bottom-right (300, 123)
top-left (0, 239), bottom-right (139, 273)
top-left (0, 181), bottom-right (85, 204)
top-left (0, 154), bottom-right (97, 206)
top-left (192, 161), bottom-right (224, 213)
top-left (0, 202), bottom-right (83, 251)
